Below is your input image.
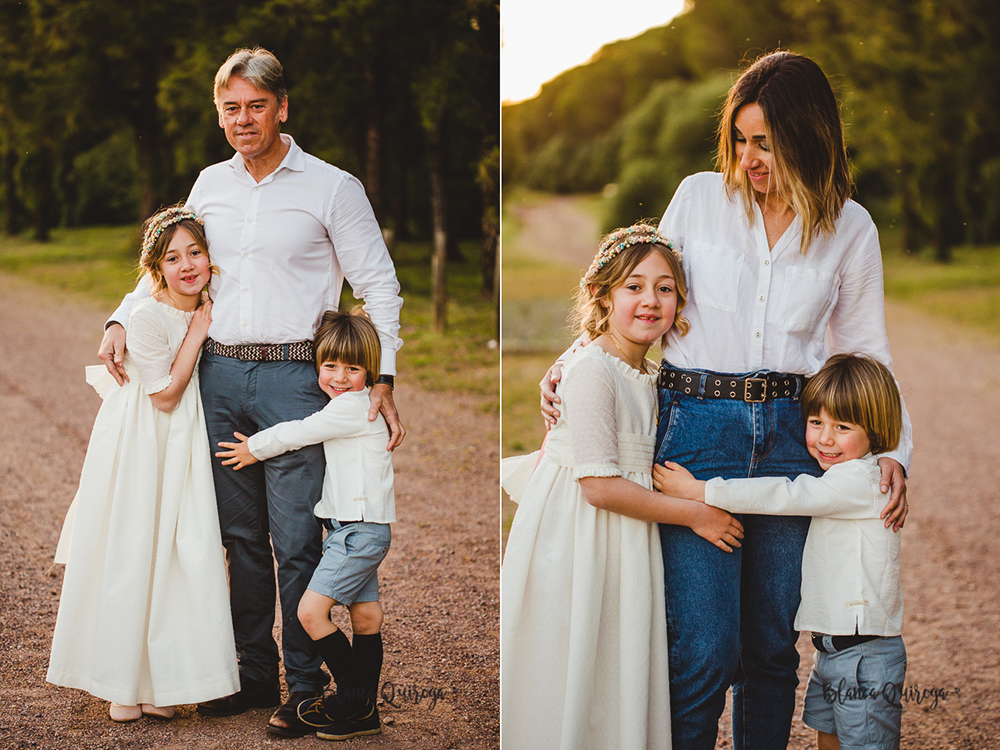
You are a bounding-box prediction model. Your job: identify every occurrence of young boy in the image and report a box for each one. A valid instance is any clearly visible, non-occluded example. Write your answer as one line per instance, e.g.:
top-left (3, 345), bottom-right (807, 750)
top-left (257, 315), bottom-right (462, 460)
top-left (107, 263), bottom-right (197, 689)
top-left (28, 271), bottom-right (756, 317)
top-left (217, 309), bottom-right (395, 741)
top-left (655, 353), bottom-right (908, 750)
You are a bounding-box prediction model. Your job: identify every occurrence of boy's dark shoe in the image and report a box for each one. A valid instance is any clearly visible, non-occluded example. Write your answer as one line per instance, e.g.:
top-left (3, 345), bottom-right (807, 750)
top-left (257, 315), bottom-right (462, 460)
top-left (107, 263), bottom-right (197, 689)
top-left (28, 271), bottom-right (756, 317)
top-left (295, 694), bottom-right (339, 732)
top-left (315, 699), bottom-right (381, 741)
top-left (266, 690), bottom-right (323, 738)
top-left (197, 675), bottom-right (281, 717)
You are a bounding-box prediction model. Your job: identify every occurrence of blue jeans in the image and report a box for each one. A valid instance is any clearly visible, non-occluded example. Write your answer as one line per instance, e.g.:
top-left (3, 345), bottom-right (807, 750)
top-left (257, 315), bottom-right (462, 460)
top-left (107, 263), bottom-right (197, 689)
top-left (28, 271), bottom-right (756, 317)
top-left (655, 366), bottom-right (822, 750)
top-left (200, 352), bottom-right (330, 692)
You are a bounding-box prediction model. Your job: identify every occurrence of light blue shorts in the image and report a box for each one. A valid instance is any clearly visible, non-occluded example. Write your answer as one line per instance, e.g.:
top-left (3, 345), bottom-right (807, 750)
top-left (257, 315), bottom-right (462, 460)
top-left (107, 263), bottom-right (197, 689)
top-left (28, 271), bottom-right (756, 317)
top-left (307, 520), bottom-right (391, 605)
top-left (802, 635), bottom-right (906, 750)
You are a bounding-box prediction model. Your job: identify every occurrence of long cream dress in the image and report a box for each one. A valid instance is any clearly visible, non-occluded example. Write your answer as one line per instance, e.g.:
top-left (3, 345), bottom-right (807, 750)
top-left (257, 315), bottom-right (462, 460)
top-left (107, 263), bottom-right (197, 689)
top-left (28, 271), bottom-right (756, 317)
top-left (47, 297), bottom-right (239, 706)
top-left (501, 345), bottom-right (671, 750)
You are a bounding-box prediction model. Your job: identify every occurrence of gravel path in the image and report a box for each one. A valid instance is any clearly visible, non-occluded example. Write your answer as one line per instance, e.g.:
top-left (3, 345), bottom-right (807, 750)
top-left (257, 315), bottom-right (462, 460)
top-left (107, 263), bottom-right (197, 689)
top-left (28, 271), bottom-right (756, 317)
top-left (0, 273), bottom-right (499, 750)
top-left (505, 195), bottom-right (1000, 748)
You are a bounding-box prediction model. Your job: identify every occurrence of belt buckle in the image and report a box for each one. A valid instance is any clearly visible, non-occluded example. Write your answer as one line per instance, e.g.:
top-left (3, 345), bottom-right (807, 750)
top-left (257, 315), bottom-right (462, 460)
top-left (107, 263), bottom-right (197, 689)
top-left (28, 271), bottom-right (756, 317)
top-left (744, 377), bottom-right (767, 403)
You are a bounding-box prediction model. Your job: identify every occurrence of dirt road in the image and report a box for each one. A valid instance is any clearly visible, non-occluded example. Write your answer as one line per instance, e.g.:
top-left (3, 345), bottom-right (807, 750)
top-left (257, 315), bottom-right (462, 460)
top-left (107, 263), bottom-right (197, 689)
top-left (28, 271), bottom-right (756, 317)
top-left (504, 195), bottom-right (1000, 749)
top-left (0, 273), bottom-right (499, 750)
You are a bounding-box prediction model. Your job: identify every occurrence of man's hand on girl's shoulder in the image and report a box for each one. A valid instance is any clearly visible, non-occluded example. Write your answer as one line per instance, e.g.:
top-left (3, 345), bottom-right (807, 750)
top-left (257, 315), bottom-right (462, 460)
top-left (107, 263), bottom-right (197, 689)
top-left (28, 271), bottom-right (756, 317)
top-left (98, 323), bottom-right (129, 386)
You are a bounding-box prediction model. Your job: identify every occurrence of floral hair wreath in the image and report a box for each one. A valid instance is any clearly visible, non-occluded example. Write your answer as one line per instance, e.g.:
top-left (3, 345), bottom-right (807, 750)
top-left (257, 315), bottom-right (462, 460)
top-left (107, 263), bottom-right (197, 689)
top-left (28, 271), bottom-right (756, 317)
top-left (141, 207), bottom-right (205, 264)
top-left (580, 223), bottom-right (682, 288)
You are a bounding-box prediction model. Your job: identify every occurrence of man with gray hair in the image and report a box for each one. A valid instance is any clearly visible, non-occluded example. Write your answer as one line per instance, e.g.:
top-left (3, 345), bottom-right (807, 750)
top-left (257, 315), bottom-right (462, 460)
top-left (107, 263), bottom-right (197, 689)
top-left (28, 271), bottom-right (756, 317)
top-left (99, 47), bottom-right (404, 738)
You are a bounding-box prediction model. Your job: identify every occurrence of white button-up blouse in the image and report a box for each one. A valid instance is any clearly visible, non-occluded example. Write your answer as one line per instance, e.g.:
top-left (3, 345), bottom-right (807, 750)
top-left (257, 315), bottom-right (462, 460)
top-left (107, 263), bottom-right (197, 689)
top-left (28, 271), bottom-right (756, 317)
top-left (659, 172), bottom-right (912, 470)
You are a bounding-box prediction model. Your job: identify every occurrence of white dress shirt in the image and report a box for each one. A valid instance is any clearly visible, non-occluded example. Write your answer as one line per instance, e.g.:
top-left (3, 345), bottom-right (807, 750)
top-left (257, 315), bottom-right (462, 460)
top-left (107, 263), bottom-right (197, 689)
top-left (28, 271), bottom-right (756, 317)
top-left (111, 134), bottom-right (403, 374)
top-left (248, 389), bottom-right (395, 523)
top-left (658, 172), bottom-right (912, 470)
top-left (705, 454), bottom-right (903, 636)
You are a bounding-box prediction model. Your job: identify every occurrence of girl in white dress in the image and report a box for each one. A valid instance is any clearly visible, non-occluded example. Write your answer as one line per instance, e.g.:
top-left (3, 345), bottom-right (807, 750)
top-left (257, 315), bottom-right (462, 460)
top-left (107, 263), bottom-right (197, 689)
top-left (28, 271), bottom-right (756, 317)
top-left (500, 224), bottom-right (745, 750)
top-left (47, 207), bottom-right (239, 722)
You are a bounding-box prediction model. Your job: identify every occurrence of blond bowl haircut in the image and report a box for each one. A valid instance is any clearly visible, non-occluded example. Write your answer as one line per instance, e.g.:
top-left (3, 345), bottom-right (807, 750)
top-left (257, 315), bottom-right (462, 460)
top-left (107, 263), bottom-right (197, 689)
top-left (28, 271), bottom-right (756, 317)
top-left (139, 216), bottom-right (215, 295)
top-left (214, 47), bottom-right (287, 108)
top-left (313, 309), bottom-right (382, 387)
top-left (716, 51), bottom-right (852, 255)
top-left (573, 232), bottom-right (689, 345)
top-left (801, 353), bottom-right (902, 455)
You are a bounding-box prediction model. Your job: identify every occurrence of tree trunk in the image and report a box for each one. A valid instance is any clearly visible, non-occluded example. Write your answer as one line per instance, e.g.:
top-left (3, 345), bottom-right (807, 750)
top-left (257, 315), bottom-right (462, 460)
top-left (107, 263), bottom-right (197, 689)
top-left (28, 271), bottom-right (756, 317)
top-left (929, 156), bottom-right (955, 263)
top-left (428, 123), bottom-right (448, 332)
top-left (899, 164), bottom-right (919, 255)
top-left (477, 144), bottom-right (499, 295)
top-left (135, 128), bottom-right (164, 220)
top-left (3, 147), bottom-right (20, 236)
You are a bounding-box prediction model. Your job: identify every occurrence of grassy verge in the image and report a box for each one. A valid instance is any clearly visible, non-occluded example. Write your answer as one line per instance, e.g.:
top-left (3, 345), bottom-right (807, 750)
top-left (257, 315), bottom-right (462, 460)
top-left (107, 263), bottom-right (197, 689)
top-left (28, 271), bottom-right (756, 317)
top-left (880, 233), bottom-right (1000, 341)
top-left (0, 226), bottom-right (139, 305)
top-left (0, 228), bottom-right (498, 411)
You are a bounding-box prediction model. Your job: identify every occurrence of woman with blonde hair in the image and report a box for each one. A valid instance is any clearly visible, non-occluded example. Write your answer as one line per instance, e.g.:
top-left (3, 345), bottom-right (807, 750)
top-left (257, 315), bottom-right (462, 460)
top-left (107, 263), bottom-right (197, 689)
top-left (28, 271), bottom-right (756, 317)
top-left (542, 51), bottom-right (913, 749)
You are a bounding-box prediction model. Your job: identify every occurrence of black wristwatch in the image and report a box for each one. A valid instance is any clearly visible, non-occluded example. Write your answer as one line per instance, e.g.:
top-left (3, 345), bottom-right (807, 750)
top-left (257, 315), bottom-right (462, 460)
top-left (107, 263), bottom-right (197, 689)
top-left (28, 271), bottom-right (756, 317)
top-left (375, 374), bottom-right (394, 390)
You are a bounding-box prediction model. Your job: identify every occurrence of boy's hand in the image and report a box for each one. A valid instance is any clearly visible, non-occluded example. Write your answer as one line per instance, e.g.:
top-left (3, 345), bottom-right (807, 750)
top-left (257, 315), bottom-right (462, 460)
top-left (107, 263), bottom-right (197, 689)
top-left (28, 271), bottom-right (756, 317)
top-left (215, 431), bottom-right (258, 470)
top-left (653, 461), bottom-right (706, 502)
top-left (691, 504), bottom-right (744, 553)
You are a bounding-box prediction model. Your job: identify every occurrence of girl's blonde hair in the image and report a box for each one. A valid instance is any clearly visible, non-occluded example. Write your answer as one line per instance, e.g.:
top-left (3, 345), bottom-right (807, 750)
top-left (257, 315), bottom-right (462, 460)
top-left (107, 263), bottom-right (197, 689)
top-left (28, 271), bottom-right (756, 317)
top-left (314, 308), bottom-right (381, 387)
top-left (573, 223), bottom-right (689, 342)
top-left (801, 353), bottom-right (902, 455)
top-left (716, 51), bottom-right (852, 255)
top-left (139, 206), bottom-right (215, 294)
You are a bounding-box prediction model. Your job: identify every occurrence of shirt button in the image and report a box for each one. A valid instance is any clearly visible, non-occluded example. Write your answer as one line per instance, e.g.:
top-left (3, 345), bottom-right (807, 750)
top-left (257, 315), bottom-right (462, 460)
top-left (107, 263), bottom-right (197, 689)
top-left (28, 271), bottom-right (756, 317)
top-left (241, 251), bottom-right (248, 257)
top-left (760, 296), bottom-right (765, 301)
top-left (755, 332), bottom-right (761, 338)
top-left (764, 260), bottom-right (770, 266)
top-left (242, 321), bottom-right (248, 327)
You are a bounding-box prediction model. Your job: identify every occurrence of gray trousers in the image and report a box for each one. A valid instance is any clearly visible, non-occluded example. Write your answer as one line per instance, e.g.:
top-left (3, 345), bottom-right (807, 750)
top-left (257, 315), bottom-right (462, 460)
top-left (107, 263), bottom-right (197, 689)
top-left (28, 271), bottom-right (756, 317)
top-left (200, 351), bottom-right (329, 692)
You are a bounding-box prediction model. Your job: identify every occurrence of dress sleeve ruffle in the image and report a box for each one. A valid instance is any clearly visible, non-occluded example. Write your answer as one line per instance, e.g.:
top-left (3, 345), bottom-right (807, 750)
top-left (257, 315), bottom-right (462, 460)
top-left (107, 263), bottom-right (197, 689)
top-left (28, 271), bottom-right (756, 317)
top-left (573, 465), bottom-right (622, 481)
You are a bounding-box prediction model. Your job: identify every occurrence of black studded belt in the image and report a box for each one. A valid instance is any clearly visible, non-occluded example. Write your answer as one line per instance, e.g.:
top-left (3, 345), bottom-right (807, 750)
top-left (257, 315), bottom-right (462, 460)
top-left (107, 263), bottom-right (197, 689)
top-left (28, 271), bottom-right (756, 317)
top-left (203, 338), bottom-right (315, 363)
top-left (657, 365), bottom-right (809, 403)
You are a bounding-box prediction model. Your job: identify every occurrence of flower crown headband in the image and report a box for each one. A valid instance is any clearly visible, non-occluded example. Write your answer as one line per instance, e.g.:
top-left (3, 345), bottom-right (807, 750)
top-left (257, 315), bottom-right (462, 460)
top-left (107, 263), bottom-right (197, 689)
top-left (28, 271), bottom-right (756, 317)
top-left (580, 224), bottom-right (681, 288)
top-left (141, 207), bottom-right (204, 264)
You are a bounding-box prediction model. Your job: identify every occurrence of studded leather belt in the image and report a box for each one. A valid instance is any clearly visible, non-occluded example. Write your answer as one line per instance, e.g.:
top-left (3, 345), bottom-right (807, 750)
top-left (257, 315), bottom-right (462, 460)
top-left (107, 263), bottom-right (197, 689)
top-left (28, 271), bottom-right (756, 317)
top-left (657, 365), bottom-right (809, 403)
top-left (203, 337), bottom-right (315, 363)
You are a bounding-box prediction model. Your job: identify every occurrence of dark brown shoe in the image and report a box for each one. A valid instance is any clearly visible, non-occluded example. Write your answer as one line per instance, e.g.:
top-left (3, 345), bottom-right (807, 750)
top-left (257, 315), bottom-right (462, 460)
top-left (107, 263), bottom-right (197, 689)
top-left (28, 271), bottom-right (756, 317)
top-left (266, 690), bottom-right (322, 738)
top-left (197, 676), bottom-right (281, 717)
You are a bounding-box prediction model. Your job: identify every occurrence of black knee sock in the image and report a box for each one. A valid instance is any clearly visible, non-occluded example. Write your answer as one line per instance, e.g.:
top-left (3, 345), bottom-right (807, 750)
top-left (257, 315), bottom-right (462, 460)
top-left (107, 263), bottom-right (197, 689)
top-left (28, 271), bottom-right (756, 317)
top-left (314, 629), bottom-right (359, 700)
top-left (352, 632), bottom-right (383, 704)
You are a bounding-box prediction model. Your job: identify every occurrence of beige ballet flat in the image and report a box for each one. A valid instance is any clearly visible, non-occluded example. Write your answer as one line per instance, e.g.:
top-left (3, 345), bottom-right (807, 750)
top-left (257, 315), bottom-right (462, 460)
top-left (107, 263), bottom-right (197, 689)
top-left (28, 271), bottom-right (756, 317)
top-left (141, 704), bottom-right (176, 720)
top-left (109, 703), bottom-right (142, 722)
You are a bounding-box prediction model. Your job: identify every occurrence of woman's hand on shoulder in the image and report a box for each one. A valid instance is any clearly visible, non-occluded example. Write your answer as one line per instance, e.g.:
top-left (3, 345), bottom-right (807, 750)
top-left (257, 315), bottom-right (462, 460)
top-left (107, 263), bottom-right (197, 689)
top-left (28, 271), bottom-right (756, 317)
top-left (539, 361), bottom-right (564, 428)
top-left (691, 504), bottom-right (744, 553)
top-left (877, 456), bottom-right (908, 531)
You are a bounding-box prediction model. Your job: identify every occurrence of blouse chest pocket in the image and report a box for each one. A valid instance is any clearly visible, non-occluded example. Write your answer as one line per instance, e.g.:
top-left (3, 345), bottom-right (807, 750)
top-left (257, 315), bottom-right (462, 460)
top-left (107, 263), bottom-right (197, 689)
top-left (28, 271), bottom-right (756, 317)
top-left (773, 265), bottom-right (840, 333)
top-left (685, 243), bottom-right (744, 314)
